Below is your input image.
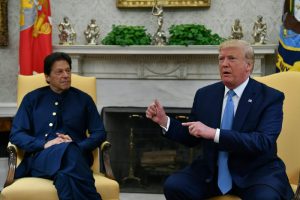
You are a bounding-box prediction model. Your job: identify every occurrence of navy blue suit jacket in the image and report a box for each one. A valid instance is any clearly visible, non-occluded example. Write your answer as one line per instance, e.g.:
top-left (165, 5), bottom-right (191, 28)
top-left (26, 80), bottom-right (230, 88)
top-left (10, 86), bottom-right (106, 178)
top-left (165, 78), bottom-right (293, 199)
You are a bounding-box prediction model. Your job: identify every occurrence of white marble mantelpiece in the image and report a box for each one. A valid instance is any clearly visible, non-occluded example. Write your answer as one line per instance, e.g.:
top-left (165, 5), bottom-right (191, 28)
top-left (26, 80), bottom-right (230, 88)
top-left (53, 44), bottom-right (278, 80)
top-left (53, 45), bottom-right (277, 55)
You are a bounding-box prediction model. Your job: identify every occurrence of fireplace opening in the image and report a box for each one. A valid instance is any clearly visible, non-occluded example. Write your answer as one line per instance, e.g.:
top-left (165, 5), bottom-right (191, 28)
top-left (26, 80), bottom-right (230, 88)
top-left (101, 107), bottom-right (202, 194)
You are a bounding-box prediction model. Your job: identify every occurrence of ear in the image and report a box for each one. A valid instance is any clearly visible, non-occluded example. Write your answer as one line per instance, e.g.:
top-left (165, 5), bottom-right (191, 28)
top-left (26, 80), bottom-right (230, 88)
top-left (45, 74), bottom-right (50, 83)
top-left (245, 61), bottom-right (253, 73)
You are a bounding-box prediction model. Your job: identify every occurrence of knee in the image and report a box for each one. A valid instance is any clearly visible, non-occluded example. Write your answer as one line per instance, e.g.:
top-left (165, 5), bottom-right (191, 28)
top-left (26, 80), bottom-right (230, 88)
top-left (65, 142), bottom-right (81, 153)
top-left (54, 173), bottom-right (67, 186)
top-left (243, 185), bottom-right (281, 200)
top-left (253, 192), bottom-right (281, 200)
top-left (164, 175), bottom-right (188, 200)
top-left (164, 175), bottom-right (182, 194)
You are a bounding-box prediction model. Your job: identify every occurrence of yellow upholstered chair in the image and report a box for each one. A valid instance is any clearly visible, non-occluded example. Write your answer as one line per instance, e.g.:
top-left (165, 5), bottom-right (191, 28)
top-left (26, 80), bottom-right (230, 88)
top-left (1, 73), bottom-right (119, 200)
top-left (209, 72), bottom-right (300, 200)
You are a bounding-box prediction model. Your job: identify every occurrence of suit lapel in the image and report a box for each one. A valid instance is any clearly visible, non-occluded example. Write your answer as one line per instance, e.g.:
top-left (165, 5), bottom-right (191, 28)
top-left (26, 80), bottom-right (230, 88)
top-left (233, 78), bottom-right (258, 131)
top-left (211, 82), bottom-right (226, 128)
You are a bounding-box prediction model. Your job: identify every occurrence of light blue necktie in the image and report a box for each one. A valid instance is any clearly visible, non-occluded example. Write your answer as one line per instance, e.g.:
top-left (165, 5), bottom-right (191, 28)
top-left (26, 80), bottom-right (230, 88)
top-left (218, 90), bottom-right (235, 194)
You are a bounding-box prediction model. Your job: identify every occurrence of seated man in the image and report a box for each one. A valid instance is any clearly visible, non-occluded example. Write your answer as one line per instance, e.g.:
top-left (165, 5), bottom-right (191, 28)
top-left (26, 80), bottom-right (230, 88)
top-left (146, 40), bottom-right (294, 200)
top-left (10, 52), bottom-right (105, 200)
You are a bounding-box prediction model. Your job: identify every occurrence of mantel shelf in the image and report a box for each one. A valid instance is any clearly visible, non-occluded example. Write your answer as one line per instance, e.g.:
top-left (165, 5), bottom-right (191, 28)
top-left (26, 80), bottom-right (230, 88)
top-left (53, 44), bottom-right (277, 55)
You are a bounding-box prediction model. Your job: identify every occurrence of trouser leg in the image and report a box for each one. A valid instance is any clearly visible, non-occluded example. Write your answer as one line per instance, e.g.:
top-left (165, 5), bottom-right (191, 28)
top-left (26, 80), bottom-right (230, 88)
top-left (236, 184), bottom-right (282, 200)
top-left (164, 167), bottom-right (221, 200)
top-left (54, 173), bottom-right (72, 200)
top-left (53, 143), bottom-right (102, 200)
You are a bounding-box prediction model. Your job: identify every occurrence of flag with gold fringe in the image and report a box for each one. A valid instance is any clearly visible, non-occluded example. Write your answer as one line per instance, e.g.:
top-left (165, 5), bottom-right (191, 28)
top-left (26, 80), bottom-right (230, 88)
top-left (19, 0), bottom-right (52, 75)
top-left (276, 0), bottom-right (300, 72)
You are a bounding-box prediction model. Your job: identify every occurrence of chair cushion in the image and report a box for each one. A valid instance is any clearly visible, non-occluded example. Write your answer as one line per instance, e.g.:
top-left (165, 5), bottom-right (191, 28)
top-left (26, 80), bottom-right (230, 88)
top-left (1, 173), bottom-right (119, 200)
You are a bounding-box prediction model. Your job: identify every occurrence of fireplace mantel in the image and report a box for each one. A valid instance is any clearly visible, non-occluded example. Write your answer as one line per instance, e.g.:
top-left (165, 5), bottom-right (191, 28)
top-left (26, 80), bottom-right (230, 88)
top-left (53, 44), bottom-right (277, 55)
top-left (53, 44), bottom-right (277, 79)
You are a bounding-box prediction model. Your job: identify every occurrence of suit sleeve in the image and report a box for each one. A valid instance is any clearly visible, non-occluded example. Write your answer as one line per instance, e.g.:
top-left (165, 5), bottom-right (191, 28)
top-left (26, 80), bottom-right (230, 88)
top-left (10, 96), bottom-right (45, 153)
top-left (77, 96), bottom-right (106, 152)
top-left (165, 90), bottom-right (203, 147)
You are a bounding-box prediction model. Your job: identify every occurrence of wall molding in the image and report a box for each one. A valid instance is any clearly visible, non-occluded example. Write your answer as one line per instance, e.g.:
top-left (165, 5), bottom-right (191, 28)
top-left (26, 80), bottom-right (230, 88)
top-left (0, 103), bottom-right (17, 117)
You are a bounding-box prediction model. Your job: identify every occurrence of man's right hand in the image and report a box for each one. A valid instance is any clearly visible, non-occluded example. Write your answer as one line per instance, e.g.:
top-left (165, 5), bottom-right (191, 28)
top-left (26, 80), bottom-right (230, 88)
top-left (146, 99), bottom-right (168, 128)
top-left (44, 136), bottom-right (71, 149)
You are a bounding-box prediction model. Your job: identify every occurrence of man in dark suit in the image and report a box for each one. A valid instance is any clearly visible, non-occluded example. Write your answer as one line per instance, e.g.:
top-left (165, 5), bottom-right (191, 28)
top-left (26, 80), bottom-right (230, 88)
top-left (146, 40), bottom-right (294, 200)
top-left (10, 52), bottom-right (104, 199)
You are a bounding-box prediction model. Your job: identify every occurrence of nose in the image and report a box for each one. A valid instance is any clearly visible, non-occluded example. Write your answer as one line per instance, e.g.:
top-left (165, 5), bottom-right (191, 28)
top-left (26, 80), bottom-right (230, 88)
top-left (220, 58), bottom-right (229, 67)
top-left (62, 70), bottom-right (70, 77)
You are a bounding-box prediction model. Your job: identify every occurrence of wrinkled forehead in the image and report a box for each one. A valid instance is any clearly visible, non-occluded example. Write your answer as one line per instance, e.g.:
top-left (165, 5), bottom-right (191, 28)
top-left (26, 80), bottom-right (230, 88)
top-left (219, 46), bottom-right (245, 56)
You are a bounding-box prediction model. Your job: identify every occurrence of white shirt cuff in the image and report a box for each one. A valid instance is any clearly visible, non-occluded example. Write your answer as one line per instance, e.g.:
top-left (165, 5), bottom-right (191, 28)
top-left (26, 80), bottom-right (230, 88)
top-left (160, 116), bottom-right (170, 133)
top-left (214, 128), bottom-right (220, 143)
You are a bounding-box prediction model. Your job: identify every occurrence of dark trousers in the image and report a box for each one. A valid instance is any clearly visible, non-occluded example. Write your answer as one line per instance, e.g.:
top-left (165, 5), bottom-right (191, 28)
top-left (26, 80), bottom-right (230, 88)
top-left (163, 168), bottom-right (282, 200)
top-left (31, 143), bottom-right (102, 200)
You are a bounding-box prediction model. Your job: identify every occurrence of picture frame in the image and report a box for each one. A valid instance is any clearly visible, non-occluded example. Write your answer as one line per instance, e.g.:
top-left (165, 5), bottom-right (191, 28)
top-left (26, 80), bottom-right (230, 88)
top-left (117, 0), bottom-right (211, 8)
top-left (0, 0), bottom-right (8, 46)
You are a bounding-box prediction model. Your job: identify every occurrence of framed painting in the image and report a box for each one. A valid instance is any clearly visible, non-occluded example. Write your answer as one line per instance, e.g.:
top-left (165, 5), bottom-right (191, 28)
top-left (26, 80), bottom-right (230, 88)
top-left (117, 0), bottom-right (211, 8)
top-left (0, 0), bottom-right (8, 46)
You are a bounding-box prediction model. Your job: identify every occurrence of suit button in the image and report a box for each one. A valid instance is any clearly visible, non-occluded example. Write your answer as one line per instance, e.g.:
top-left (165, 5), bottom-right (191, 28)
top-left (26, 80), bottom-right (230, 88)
top-left (205, 178), bottom-right (212, 183)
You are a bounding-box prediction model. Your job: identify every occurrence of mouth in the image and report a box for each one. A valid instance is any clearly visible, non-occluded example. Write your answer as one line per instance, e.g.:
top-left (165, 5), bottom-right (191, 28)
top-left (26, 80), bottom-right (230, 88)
top-left (222, 71), bottom-right (231, 76)
top-left (61, 81), bottom-right (70, 85)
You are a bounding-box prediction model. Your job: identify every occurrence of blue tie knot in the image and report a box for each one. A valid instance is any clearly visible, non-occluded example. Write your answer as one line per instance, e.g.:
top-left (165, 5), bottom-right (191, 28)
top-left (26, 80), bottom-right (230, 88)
top-left (227, 90), bottom-right (235, 99)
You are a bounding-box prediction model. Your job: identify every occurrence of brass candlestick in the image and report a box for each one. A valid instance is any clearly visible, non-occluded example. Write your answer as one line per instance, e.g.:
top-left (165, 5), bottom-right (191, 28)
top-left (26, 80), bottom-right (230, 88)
top-left (122, 126), bottom-right (141, 184)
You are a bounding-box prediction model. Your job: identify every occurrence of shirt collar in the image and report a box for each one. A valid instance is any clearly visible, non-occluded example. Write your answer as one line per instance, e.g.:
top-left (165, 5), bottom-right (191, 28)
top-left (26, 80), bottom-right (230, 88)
top-left (224, 77), bottom-right (249, 98)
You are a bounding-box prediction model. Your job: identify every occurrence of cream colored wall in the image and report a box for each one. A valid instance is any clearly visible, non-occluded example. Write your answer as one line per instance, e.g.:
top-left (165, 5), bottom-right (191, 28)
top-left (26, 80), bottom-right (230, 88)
top-left (0, 0), bottom-right (284, 103)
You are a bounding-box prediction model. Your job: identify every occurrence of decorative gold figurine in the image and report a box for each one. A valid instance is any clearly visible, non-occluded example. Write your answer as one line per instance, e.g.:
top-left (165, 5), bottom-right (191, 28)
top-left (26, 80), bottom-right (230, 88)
top-left (252, 15), bottom-right (267, 45)
top-left (58, 16), bottom-right (76, 45)
top-left (151, 0), bottom-right (167, 46)
top-left (84, 19), bottom-right (100, 45)
top-left (229, 19), bottom-right (243, 40)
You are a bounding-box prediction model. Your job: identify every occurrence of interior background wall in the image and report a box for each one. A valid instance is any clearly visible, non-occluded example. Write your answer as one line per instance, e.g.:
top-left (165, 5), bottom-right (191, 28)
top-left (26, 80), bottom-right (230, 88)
top-left (0, 0), bottom-right (284, 103)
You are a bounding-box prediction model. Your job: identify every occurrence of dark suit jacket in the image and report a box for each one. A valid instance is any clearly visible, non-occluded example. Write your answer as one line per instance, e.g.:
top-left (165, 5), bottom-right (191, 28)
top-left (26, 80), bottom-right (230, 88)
top-left (10, 86), bottom-right (106, 178)
top-left (165, 78), bottom-right (293, 199)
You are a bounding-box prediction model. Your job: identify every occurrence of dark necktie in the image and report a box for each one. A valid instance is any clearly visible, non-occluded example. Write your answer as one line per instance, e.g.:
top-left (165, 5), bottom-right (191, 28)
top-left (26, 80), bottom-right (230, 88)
top-left (218, 90), bottom-right (235, 194)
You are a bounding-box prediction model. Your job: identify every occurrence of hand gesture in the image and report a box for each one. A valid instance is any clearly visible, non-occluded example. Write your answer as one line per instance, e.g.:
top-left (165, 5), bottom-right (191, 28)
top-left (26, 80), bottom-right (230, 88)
top-left (182, 121), bottom-right (215, 140)
top-left (146, 99), bottom-right (168, 128)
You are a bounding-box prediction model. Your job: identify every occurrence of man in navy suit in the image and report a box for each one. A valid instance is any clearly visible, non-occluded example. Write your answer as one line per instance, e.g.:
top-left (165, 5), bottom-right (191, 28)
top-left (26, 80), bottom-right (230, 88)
top-left (10, 52), bottom-right (104, 199)
top-left (146, 40), bottom-right (294, 199)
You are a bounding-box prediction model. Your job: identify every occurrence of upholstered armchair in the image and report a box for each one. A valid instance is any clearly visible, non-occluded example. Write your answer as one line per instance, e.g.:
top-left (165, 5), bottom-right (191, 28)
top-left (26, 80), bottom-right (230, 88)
top-left (0, 73), bottom-right (119, 200)
top-left (208, 72), bottom-right (300, 200)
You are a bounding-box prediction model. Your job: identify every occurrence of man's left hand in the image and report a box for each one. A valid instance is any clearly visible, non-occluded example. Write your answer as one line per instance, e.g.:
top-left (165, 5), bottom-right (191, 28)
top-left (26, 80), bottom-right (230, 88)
top-left (56, 133), bottom-right (72, 142)
top-left (182, 121), bottom-right (216, 140)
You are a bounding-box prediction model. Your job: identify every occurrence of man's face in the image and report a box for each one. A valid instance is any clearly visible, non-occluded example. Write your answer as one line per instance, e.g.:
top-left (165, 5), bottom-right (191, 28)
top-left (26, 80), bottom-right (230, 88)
top-left (218, 46), bottom-right (252, 89)
top-left (45, 60), bottom-right (71, 93)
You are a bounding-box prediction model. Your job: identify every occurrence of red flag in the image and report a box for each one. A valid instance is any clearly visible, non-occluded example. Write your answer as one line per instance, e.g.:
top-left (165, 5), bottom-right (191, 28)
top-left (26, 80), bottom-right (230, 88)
top-left (19, 0), bottom-right (52, 75)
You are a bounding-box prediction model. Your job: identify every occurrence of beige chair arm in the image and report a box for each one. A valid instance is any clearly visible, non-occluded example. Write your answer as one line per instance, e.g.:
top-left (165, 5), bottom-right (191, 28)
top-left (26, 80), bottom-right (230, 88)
top-left (4, 144), bottom-right (17, 188)
top-left (100, 141), bottom-right (115, 180)
top-left (3, 141), bottom-right (116, 187)
top-left (294, 172), bottom-right (300, 200)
